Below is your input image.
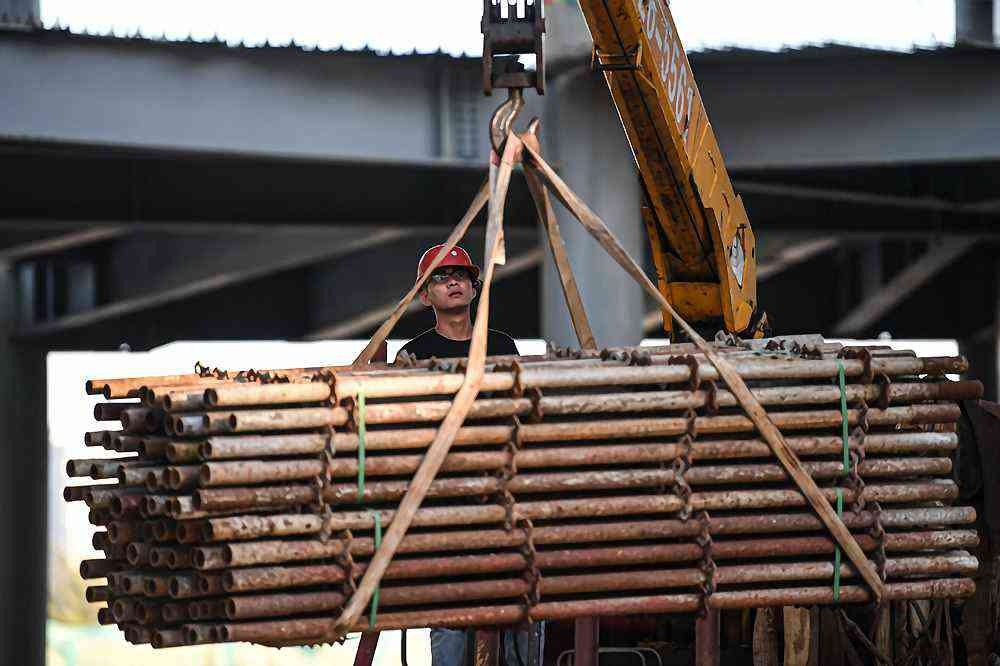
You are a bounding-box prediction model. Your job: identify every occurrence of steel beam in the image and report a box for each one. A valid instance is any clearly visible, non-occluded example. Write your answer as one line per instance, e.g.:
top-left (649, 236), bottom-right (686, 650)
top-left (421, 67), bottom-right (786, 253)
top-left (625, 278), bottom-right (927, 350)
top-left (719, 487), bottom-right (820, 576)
top-left (14, 227), bottom-right (411, 338)
top-left (833, 238), bottom-right (978, 336)
top-left (2, 32), bottom-right (998, 169)
top-left (0, 226), bottom-right (126, 262)
top-left (736, 180), bottom-right (1000, 236)
top-left (0, 31), bottom-right (540, 166)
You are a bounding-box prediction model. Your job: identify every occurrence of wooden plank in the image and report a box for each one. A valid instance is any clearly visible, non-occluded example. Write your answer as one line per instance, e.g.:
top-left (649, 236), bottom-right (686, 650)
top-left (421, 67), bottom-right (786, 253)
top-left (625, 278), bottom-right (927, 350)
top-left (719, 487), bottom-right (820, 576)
top-left (351, 180), bottom-right (489, 366)
top-left (752, 608), bottom-right (780, 666)
top-left (783, 606), bottom-right (811, 666)
top-left (523, 141), bottom-right (885, 603)
top-left (331, 135), bottom-right (522, 638)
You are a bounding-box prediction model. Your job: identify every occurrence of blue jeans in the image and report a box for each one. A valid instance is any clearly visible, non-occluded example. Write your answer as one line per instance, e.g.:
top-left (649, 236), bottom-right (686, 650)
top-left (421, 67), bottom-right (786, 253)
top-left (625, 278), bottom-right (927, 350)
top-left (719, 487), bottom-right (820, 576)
top-left (431, 625), bottom-right (544, 666)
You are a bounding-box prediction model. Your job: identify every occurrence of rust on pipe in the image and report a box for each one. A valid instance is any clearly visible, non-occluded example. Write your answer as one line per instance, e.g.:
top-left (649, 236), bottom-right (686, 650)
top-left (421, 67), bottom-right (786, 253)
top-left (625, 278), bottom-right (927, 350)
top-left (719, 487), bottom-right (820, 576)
top-left (84, 431), bottom-right (112, 447)
top-left (332, 356), bottom-right (968, 401)
top-left (330, 404), bottom-right (960, 452)
top-left (162, 389), bottom-right (210, 413)
top-left (197, 578), bottom-right (973, 642)
top-left (203, 514), bottom-right (323, 542)
top-left (199, 459), bottom-right (325, 487)
top-left (199, 434), bottom-right (328, 460)
top-left (120, 407), bottom-right (162, 434)
top-left (141, 436), bottom-right (171, 458)
top-left (94, 402), bottom-right (137, 422)
top-left (166, 442), bottom-right (203, 464)
top-left (359, 381), bottom-right (980, 425)
top-left (204, 382), bottom-right (332, 408)
top-left (315, 481), bottom-right (959, 532)
top-left (223, 564), bottom-right (346, 593)
top-left (323, 432), bottom-right (952, 481)
top-left (195, 407), bottom-right (349, 435)
top-left (319, 458), bottom-right (951, 505)
top-left (166, 465), bottom-right (200, 491)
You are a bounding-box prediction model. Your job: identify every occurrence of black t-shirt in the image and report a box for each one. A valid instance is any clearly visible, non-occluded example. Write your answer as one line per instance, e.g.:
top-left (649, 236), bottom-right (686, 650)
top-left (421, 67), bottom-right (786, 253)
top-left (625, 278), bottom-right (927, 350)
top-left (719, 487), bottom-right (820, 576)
top-left (397, 328), bottom-right (519, 362)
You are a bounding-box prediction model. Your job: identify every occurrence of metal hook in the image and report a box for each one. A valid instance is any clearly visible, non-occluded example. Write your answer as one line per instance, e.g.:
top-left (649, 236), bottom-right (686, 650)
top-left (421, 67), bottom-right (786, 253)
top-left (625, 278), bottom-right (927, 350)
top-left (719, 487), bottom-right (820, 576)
top-left (490, 87), bottom-right (524, 153)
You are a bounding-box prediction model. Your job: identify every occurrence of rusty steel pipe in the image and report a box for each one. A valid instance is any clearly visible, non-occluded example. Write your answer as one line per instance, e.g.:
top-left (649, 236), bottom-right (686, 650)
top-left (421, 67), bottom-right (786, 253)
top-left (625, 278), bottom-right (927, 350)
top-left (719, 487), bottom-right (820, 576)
top-left (217, 553), bottom-right (976, 620)
top-left (195, 505), bottom-right (974, 571)
top-left (94, 402), bottom-right (137, 422)
top-left (331, 356), bottom-right (967, 401)
top-left (358, 381), bottom-right (980, 425)
top-left (162, 389), bottom-right (211, 413)
top-left (199, 459), bottom-right (326, 487)
top-left (308, 481), bottom-right (960, 534)
top-left (111, 435), bottom-right (143, 453)
top-left (329, 427), bottom-right (955, 475)
top-left (66, 457), bottom-right (138, 478)
top-left (120, 407), bottom-right (162, 434)
top-left (84, 431), bottom-right (113, 447)
top-left (204, 383), bottom-right (333, 409)
top-left (166, 442), bottom-right (202, 464)
top-left (198, 434), bottom-right (328, 460)
top-left (217, 529), bottom-right (975, 593)
top-left (330, 404), bottom-right (960, 453)
top-left (318, 458), bottom-right (951, 506)
top-left (192, 578), bottom-right (973, 644)
top-left (181, 407), bottom-right (349, 437)
top-left (189, 481), bottom-right (961, 549)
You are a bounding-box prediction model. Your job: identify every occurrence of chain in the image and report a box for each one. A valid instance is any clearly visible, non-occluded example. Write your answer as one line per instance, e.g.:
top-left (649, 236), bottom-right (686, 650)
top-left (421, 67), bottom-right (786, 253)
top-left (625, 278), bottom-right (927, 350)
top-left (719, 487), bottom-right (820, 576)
top-left (519, 518), bottom-right (541, 612)
top-left (848, 396), bottom-right (869, 514)
top-left (696, 511), bottom-right (716, 617)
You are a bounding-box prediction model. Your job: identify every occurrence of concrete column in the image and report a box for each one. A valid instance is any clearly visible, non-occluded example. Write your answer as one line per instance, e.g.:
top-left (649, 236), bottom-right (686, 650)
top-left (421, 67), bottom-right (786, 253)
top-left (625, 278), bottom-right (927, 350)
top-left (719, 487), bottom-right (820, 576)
top-left (956, 0), bottom-right (998, 43)
top-left (541, 68), bottom-right (644, 348)
top-left (0, 260), bottom-right (47, 666)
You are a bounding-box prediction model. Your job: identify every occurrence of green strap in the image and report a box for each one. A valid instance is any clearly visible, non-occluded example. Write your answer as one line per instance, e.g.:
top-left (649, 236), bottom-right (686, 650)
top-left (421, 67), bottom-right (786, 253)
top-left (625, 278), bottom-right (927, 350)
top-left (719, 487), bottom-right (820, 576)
top-left (369, 510), bottom-right (381, 628)
top-left (357, 390), bottom-right (366, 499)
top-left (834, 361), bottom-right (850, 604)
top-left (834, 488), bottom-right (844, 602)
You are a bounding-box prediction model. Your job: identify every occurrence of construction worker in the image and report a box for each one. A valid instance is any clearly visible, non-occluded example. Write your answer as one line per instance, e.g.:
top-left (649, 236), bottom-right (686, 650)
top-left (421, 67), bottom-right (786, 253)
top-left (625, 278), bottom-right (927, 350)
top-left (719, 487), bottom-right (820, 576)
top-left (395, 244), bottom-right (519, 362)
top-left (395, 244), bottom-right (540, 666)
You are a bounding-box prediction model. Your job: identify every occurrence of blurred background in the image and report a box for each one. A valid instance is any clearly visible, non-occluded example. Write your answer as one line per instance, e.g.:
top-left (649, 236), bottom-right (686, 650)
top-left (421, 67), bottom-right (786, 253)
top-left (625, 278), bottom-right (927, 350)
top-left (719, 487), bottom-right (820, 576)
top-left (1, 1), bottom-right (998, 664)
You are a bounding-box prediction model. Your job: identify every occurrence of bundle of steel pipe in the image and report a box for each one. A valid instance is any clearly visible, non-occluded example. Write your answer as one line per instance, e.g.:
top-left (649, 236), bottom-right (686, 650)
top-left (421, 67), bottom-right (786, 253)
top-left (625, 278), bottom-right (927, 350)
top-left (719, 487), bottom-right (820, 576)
top-left (65, 340), bottom-right (981, 649)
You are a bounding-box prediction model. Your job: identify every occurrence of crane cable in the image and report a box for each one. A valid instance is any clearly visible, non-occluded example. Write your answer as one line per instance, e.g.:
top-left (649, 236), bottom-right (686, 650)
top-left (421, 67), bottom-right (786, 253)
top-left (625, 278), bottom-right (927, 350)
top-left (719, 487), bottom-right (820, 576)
top-left (599, 0), bottom-right (719, 281)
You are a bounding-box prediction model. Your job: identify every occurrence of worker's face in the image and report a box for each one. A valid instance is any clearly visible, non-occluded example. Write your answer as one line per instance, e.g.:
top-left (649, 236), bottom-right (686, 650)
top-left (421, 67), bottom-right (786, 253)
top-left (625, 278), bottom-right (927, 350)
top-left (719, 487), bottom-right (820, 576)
top-left (420, 267), bottom-right (477, 312)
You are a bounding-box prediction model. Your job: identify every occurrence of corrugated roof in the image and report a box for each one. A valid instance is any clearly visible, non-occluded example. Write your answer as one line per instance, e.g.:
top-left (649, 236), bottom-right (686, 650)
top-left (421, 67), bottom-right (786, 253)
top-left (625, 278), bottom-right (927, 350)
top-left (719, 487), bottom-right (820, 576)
top-left (692, 41), bottom-right (1000, 62)
top-left (1, 22), bottom-right (477, 60)
top-left (3, 23), bottom-right (998, 62)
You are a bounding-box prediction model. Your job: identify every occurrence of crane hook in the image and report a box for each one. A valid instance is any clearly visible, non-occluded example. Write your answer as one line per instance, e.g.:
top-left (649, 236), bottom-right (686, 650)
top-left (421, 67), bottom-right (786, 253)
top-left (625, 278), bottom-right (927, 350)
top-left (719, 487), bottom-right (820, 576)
top-left (490, 87), bottom-right (525, 153)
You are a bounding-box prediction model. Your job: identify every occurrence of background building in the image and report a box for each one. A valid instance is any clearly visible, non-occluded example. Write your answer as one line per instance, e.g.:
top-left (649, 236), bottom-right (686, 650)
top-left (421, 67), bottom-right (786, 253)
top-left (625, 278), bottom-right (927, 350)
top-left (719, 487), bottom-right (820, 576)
top-left (2, 1), bottom-right (999, 664)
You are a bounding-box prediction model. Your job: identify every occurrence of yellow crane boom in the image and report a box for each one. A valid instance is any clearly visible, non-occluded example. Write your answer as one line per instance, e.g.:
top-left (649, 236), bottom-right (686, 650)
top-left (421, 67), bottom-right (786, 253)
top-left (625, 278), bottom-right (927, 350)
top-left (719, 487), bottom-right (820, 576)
top-left (578, 0), bottom-right (761, 337)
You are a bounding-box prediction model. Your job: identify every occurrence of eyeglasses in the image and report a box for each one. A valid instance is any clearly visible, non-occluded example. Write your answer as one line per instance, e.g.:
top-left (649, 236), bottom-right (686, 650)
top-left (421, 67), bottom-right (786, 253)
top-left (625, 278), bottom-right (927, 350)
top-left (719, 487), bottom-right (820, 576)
top-left (428, 268), bottom-right (473, 283)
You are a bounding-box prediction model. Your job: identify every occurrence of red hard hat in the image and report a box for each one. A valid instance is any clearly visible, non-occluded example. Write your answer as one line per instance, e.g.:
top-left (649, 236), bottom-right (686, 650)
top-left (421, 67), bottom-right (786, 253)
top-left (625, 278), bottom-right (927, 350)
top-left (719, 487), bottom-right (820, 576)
top-left (417, 244), bottom-right (480, 280)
